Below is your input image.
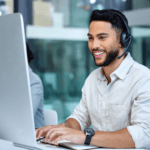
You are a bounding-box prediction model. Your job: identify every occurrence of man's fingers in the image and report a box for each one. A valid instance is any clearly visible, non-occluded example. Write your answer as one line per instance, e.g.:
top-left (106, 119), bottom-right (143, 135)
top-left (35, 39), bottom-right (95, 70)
top-left (36, 126), bottom-right (69, 142)
top-left (45, 129), bottom-right (66, 143)
top-left (37, 128), bottom-right (45, 139)
top-left (52, 135), bottom-right (68, 143)
top-left (45, 129), bottom-right (53, 141)
top-left (45, 128), bottom-right (63, 139)
top-left (36, 125), bottom-right (53, 139)
top-left (45, 129), bottom-right (60, 142)
top-left (35, 129), bottom-right (39, 137)
top-left (37, 128), bottom-right (47, 139)
top-left (36, 128), bottom-right (42, 139)
top-left (47, 131), bottom-right (63, 142)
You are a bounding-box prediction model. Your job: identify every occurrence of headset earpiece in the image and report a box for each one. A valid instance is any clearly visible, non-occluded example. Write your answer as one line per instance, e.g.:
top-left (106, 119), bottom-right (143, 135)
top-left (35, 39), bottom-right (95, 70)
top-left (118, 35), bottom-right (133, 59)
top-left (120, 31), bottom-right (130, 48)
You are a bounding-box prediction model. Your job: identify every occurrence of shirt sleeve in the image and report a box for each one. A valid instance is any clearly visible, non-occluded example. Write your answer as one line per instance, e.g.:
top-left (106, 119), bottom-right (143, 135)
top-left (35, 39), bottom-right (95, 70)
top-left (66, 84), bottom-right (91, 131)
top-left (127, 77), bottom-right (150, 149)
top-left (29, 66), bottom-right (44, 116)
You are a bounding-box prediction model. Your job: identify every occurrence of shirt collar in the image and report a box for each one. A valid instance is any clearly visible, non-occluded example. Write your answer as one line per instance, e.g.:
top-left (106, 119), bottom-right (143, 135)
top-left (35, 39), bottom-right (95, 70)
top-left (111, 53), bottom-right (134, 80)
top-left (98, 68), bottom-right (107, 81)
top-left (97, 53), bottom-right (134, 81)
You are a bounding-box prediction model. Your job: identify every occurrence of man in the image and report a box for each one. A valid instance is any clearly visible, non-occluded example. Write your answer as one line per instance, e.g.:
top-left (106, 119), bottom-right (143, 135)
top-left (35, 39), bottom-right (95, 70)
top-left (27, 43), bottom-right (46, 129)
top-left (36, 9), bottom-right (150, 148)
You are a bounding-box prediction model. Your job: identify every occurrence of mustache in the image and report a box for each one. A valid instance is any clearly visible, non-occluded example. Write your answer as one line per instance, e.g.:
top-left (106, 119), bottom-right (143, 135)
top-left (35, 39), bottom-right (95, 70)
top-left (92, 48), bottom-right (106, 52)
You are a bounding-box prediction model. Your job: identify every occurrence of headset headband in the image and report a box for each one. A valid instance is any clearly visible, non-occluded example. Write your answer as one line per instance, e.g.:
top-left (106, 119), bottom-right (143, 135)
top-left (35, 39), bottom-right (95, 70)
top-left (109, 9), bottom-right (130, 35)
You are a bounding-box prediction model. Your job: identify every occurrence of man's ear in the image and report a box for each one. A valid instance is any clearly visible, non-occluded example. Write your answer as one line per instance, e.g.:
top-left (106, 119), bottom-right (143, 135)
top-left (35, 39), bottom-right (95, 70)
top-left (118, 34), bottom-right (123, 48)
top-left (119, 42), bottom-right (124, 50)
top-left (119, 42), bottom-right (122, 48)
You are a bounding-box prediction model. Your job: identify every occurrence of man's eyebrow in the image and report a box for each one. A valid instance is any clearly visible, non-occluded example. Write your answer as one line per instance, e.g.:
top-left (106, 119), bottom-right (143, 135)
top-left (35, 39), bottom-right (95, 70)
top-left (97, 33), bottom-right (109, 36)
top-left (87, 33), bottom-right (109, 36)
top-left (87, 33), bottom-right (92, 36)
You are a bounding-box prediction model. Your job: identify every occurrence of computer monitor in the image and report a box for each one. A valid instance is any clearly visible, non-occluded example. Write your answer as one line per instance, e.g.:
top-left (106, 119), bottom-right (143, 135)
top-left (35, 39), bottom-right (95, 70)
top-left (0, 13), bottom-right (39, 149)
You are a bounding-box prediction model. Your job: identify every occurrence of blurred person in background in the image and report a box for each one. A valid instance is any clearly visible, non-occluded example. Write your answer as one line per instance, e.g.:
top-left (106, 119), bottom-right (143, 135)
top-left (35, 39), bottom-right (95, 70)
top-left (27, 43), bottom-right (46, 129)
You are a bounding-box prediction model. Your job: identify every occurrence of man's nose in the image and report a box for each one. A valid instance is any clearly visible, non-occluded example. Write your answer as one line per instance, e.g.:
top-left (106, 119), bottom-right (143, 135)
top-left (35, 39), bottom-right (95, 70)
top-left (92, 39), bottom-right (100, 50)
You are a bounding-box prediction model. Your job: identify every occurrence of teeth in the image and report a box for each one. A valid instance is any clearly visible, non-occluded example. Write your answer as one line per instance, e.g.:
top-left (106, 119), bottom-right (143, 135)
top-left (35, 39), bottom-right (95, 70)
top-left (95, 52), bottom-right (104, 55)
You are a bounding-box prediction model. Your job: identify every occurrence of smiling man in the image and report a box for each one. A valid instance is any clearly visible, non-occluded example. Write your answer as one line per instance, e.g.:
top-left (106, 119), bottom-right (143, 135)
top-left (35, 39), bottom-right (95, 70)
top-left (36, 9), bottom-right (150, 149)
top-left (87, 23), bottom-right (120, 68)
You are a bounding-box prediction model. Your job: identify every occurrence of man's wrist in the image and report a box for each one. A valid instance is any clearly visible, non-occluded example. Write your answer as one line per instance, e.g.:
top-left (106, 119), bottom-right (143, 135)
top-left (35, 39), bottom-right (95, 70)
top-left (84, 128), bottom-right (95, 145)
top-left (60, 122), bottom-right (69, 127)
top-left (83, 131), bottom-right (86, 143)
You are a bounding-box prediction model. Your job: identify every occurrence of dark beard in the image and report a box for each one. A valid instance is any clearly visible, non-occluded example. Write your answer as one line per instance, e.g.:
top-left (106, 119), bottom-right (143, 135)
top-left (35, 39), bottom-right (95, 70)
top-left (93, 49), bottom-right (119, 67)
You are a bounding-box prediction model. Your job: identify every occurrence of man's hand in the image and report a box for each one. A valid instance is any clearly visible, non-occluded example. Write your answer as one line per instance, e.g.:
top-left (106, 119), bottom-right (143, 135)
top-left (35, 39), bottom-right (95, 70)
top-left (36, 119), bottom-right (84, 144)
top-left (36, 123), bottom-right (67, 140)
top-left (44, 127), bottom-right (86, 144)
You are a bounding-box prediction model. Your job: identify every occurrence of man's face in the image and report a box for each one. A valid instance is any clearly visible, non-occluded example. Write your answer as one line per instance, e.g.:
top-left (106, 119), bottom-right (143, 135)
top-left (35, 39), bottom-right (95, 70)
top-left (88, 21), bottom-right (121, 67)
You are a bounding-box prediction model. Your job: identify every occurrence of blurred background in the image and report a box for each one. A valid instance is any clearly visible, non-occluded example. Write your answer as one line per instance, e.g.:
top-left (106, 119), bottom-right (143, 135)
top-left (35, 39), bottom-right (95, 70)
top-left (1, 0), bottom-right (150, 123)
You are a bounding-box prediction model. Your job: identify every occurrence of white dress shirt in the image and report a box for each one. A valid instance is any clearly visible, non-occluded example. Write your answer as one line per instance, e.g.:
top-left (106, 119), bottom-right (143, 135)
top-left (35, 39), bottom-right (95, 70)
top-left (67, 53), bottom-right (150, 149)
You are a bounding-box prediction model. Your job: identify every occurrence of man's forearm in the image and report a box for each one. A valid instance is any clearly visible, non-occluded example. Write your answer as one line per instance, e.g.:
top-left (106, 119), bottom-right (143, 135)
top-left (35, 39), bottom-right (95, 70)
top-left (91, 128), bottom-right (135, 148)
top-left (65, 118), bottom-right (81, 130)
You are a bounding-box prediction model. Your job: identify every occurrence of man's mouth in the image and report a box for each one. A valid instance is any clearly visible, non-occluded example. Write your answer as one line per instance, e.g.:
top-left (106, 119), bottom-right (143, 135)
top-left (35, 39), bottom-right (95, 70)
top-left (94, 51), bottom-right (104, 58)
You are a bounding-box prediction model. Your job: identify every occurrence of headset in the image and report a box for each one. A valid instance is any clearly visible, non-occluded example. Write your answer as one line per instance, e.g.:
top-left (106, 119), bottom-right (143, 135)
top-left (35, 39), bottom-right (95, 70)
top-left (109, 9), bottom-right (133, 59)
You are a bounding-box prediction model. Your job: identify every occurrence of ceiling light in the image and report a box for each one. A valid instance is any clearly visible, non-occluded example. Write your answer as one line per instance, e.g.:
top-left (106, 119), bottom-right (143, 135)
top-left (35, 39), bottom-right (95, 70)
top-left (90, 0), bottom-right (96, 4)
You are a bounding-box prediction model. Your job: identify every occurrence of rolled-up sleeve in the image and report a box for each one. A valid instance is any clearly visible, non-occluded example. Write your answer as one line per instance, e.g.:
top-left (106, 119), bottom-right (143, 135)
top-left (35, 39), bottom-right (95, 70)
top-left (127, 77), bottom-right (150, 149)
top-left (67, 85), bottom-right (91, 131)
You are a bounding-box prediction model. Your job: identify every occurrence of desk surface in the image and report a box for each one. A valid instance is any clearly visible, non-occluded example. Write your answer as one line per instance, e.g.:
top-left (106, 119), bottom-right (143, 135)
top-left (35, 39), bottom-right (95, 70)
top-left (0, 139), bottom-right (146, 150)
top-left (0, 139), bottom-right (65, 150)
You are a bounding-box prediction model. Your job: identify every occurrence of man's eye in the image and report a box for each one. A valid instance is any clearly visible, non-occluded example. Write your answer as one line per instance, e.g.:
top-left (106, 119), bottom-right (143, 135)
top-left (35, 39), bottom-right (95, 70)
top-left (99, 37), bottom-right (106, 39)
top-left (88, 37), bottom-right (93, 40)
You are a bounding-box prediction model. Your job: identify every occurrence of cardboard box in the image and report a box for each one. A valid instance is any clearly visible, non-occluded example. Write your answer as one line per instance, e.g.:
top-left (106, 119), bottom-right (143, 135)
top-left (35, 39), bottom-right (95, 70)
top-left (6, 0), bottom-right (13, 14)
top-left (33, 0), bottom-right (52, 26)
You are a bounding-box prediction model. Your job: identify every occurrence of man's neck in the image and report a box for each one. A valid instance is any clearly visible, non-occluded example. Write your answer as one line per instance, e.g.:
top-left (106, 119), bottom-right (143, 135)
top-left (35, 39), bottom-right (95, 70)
top-left (102, 55), bottom-right (126, 84)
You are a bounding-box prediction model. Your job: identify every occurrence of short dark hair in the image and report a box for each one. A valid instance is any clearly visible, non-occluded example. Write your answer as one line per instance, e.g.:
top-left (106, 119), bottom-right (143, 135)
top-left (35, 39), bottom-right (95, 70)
top-left (90, 9), bottom-right (128, 37)
top-left (26, 43), bottom-right (34, 63)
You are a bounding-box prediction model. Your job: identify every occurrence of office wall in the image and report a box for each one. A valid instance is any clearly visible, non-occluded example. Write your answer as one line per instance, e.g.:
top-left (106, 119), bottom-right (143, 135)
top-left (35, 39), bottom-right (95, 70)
top-left (1, 0), bottom-right (150, 123)
top-left (132, 0), bottom-right (150, 9)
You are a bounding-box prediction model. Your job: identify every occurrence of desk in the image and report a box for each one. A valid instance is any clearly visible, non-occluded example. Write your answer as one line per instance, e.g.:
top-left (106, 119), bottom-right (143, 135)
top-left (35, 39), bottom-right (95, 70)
top-left (0, 139), bottom-right (146, 150)
top-left (0, 139), bottom-right (66, 150)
